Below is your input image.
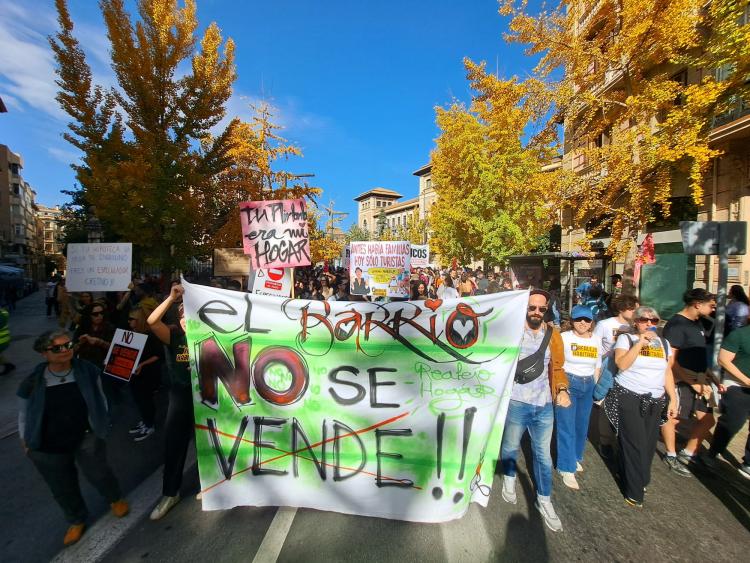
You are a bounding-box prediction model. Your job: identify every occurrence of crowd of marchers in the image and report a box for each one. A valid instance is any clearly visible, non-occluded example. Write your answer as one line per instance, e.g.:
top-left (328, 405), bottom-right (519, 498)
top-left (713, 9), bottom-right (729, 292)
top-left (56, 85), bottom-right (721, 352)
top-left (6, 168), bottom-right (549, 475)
top-left (7, 266), bottom-right (750, 545)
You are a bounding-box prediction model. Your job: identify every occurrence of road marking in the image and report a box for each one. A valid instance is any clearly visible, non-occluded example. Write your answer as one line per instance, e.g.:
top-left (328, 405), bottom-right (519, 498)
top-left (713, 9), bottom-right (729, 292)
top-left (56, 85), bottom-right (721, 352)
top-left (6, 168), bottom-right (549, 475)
top-left (252, 506), bottom-right (298, 563)
top-left (50, 448), bottom-right (197, 563)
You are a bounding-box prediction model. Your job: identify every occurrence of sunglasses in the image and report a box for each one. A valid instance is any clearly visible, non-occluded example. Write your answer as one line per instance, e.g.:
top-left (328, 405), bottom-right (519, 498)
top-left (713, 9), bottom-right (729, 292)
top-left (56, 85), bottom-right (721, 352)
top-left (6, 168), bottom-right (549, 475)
top-left (636, 317), bottom-right (659, 325)
top-left (91, 311), bottom-right (104, 317)
top-left (46, 341), bottom-right (74, 353)
top-left (527, 306), bottom-right (548, 313)
top-left (572, 317), bottom-right (593, 323)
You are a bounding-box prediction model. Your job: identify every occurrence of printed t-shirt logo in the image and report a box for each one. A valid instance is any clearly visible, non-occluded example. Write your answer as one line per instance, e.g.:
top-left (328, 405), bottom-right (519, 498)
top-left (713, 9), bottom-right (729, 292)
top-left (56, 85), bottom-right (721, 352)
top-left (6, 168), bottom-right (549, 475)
top-left (570, 343), bottom-right (597, 359)
top-left (639, 346), bottom-right (665, 359)
top-left (175, 345), bottom-right (189, 363)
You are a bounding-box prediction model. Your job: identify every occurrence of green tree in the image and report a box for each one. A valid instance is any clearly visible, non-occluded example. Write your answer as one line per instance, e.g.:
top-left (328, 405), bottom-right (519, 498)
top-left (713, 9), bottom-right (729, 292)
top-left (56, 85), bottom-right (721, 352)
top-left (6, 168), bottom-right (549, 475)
top-left (345, 224), bottom-right (370, 242)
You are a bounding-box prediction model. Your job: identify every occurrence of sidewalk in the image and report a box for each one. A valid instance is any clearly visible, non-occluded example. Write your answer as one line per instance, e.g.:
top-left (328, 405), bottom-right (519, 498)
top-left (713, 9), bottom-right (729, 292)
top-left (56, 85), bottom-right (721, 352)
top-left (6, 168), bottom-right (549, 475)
top-left (0, 291), bottom-right (168, 563)
top-left (0, 291), bottom-right (59, 438)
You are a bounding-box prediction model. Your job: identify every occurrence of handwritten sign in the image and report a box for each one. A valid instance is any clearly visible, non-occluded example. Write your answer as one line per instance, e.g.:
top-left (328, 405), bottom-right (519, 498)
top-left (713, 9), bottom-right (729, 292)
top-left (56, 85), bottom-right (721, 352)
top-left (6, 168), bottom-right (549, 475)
top-left (182, 280), bottom-right (527, 522)
top-left (349, 241), bottom-right (411, 298)
top-left (66, 243), bottom-right (132, 291)
top-left (251, 267), bottom-right (292, 298)
top-left (103, 329), bottom-right (148, 382)
top-left (410, 244), bottom-right (429, 268)
top-left (240, 199), bottom-right (311, 269)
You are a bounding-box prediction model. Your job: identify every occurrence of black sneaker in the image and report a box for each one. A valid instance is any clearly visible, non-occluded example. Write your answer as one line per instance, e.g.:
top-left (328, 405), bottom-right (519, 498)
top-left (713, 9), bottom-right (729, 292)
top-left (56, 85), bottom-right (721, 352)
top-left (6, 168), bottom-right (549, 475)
top-left (698, 452), bottom-right (719, 469)
top-left (663, 455), bottom-right (692, 477)
top-left (739, 465), bottom-right (750, 480)
top-left (0, 363), bottom-right (15, 376)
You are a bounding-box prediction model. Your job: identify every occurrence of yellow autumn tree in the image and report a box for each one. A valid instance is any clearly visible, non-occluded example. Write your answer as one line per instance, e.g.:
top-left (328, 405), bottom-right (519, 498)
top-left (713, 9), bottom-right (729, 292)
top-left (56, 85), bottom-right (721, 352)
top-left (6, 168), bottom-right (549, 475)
top-left (50, 0), bottom-right (236, 266)
top-left (499, 0), bottom-right (750, 255)
top-left (395, 210), bottom-right (429, 244)
top-left (430, 59), bottom-right (564, 264)
top-left (207, 102), bottom-right (322, 249)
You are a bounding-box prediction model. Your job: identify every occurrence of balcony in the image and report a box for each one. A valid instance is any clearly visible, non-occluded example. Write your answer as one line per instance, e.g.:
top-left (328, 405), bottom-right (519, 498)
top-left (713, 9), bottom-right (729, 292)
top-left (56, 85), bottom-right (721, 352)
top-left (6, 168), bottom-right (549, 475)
top-left (710, 97), bottom-right (750, 143)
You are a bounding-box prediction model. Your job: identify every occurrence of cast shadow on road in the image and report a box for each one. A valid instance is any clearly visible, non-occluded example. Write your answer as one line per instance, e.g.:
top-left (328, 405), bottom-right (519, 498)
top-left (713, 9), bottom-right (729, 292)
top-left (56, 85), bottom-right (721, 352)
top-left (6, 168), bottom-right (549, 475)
top-left (492, 434), bottom-right (551, 562)
top-left (689, 456), bottom-right (750, 533)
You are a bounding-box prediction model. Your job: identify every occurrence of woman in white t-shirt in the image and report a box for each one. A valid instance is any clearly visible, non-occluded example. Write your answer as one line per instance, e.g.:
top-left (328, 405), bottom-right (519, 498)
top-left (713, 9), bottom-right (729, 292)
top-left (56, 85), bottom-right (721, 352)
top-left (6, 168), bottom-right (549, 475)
top-left (436, 275), bottom-right (458, 300)
top-left (604, 306), bottom-right (678, 507)
top-left (556, 305), bottom-right (602, 490)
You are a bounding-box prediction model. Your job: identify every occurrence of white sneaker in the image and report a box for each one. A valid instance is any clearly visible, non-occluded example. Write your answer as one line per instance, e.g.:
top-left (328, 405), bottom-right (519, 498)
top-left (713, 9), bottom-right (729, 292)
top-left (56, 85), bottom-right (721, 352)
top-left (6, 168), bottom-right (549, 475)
top-left (196, 491), bottom-right (203, 500)
top-left (501, 476), bottom-right (517, 504)
top-left (535, 498), bottom-right (563, 532)
top-left (576, 461), bottom-right (583, 472)
top-left (560, 471), bottom-right (580, 490)
top-left (134, 426), bottom-right (155, 442)
top-left (149, 495), bottom-right (180, 520)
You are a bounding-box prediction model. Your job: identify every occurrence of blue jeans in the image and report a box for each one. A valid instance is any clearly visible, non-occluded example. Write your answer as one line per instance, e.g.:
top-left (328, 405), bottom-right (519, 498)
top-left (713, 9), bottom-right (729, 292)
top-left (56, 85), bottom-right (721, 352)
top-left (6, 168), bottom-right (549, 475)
top-left (555, 373), bottom-right (595, 473)
top-left (501, 400), bottom-right (554, 496)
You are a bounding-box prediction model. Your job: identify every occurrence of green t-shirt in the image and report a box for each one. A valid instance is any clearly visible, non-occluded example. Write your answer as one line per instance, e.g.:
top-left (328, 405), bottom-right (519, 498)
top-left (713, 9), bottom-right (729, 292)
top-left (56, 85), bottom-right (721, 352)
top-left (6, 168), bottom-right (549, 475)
top-left (720, 325), bottom-right (750, 388)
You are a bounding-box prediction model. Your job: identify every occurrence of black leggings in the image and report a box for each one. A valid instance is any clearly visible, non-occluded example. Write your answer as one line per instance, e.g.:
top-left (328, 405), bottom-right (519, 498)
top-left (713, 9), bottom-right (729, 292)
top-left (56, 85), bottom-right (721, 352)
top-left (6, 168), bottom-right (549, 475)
top-left (617, 391), bottom-right (663, 503)
top-left (162, 385), bottom-right (195, 497)
top-left (710, 386), bottom-right (750, 463)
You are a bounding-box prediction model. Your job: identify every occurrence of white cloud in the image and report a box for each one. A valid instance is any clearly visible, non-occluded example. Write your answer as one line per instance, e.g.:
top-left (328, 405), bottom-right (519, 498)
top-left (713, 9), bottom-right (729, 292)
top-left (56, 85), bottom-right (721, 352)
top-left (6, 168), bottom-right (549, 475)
top-left (0, 0), bottom-right (114, 120)
top-left (213, 91), bottom-right (330, 138)
top-left (47, 145), bottom-right (81, 165)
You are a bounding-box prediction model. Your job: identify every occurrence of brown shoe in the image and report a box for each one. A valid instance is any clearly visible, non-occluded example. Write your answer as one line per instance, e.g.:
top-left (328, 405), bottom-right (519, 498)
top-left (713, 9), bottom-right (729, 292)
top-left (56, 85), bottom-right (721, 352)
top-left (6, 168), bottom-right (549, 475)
top-left (63, 523), bottom-right (86, 546)
top-left (111, 499), bottom-right (130, 518)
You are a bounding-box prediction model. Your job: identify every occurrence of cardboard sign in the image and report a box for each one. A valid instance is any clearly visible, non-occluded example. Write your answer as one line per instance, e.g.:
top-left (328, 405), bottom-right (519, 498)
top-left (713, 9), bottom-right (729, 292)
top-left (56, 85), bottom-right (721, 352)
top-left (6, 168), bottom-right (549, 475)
top-left (239, 199), bottom-right (311, 269)
top-left (66, 243), bottom-right (132, 291)
top-left (410, 244), bottom-right (429, 268)
top-left (214, 248), bottom-right (250, 277)
top-left (251, 267), bottom-right (292, 298)
top-left (350, 241), bottom-right (411, 298)
top-left (103, 329), bottom-right (148, 382)
top-left (182, 280), bottom-right (528, 522)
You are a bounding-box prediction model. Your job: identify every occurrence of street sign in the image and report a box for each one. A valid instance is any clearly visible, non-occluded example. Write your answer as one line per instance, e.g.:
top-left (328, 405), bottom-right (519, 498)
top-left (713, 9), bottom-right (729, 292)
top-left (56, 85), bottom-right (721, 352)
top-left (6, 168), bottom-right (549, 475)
top-left (680, 221), bottom-right (747, 255)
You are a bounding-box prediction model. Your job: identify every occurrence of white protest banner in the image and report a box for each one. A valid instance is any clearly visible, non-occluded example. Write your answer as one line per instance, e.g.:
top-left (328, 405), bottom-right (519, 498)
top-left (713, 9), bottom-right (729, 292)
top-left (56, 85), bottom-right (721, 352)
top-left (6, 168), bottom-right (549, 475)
top-left (103, 329), bottom-right (148, 382)
top-left (239, 199), bottom-right (311, 269)
top-left (66, 243), bottom-right (132, 292)
top-left (410, 244), bottom-right (429, 268)
top-left (251, 267), bottom-right (292, 298)
top-left (349, 241), bottom-right (411, 298)
top-left (182, 280), bottom-right (527, 522)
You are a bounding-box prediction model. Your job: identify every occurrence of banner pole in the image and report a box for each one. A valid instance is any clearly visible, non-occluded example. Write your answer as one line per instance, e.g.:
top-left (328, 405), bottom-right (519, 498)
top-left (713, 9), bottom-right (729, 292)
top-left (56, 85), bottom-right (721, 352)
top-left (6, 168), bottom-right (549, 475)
top-left (291, 267), bottom-right (295, 298)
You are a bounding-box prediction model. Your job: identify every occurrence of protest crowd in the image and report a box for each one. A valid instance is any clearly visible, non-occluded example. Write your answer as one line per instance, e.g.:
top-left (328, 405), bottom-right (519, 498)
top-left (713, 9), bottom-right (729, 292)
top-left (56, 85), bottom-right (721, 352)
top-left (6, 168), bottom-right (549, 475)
top-left (7, 258), bottom-right (750, 546)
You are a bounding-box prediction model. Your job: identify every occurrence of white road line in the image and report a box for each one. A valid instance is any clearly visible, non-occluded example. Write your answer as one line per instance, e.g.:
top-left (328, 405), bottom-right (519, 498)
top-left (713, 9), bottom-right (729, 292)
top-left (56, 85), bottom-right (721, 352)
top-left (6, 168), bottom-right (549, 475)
top-left (251, 507), bottom-right (298, 563)
top-left (50, 448), bottom-right (197, 562)
top-left (50, 465), bottom-right (163, 563)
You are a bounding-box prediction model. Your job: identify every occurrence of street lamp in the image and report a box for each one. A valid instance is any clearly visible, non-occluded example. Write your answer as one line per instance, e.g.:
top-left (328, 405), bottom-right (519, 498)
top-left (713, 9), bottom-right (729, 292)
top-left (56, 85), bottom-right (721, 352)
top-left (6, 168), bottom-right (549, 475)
top-left (86, 215), bottom-right (103, 244)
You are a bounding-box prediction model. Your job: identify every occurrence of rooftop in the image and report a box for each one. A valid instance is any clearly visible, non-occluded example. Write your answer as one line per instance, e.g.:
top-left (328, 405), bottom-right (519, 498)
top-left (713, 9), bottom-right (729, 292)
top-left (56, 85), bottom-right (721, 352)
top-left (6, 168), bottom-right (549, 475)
top-left (412, 163), bottom-right (431, 177)
top-left (383, 197), bottom-right (419, 213)
top-left (354, 187), bottom-right (403, 201)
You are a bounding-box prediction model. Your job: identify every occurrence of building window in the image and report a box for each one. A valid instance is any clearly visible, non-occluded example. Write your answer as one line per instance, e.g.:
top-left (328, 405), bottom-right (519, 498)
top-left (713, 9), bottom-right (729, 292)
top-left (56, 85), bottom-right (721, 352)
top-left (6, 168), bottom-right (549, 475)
top-left (14, 224), bottom-right (23, 237)
top-left (12, 183), bottom-right (21, 195)
top-left (425, 178), bottom-right (432, 191)
top-left (363, 220), bottom-right (368, 231)
top-left (9, 163), bottom-right (20, 175)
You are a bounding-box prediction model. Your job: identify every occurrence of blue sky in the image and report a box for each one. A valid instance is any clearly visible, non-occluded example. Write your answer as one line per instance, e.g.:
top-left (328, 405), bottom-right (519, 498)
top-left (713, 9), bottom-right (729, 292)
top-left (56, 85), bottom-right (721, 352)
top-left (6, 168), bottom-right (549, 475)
top-left (0, 0), bottom-right (539, 228)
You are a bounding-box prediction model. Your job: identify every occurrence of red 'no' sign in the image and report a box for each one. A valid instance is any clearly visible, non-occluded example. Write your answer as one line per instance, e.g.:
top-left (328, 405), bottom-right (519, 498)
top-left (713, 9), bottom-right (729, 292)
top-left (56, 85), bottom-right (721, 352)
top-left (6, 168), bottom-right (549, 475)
top-left (267, 268), bottom-right (284, 282)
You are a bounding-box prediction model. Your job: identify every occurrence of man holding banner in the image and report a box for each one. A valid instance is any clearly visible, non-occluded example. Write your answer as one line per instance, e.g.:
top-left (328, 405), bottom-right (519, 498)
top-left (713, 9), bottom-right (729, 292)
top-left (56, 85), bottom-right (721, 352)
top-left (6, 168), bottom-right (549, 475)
top-left (500, 289), bottom-right (570, 532)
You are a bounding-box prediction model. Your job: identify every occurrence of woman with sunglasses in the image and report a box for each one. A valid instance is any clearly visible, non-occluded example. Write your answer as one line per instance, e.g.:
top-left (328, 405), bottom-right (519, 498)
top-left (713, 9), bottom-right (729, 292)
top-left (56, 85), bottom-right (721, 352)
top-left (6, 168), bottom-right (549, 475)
top-left (605, 306), bottom-right (678, 507)
top-left (127, 307), bottom-right (164, 442)
top-left (17, 330), bottom-right (129, 546)
top-left (556, 305), bottom-right (603, 490)
top-left (74, 303), bottom-right (118, 414)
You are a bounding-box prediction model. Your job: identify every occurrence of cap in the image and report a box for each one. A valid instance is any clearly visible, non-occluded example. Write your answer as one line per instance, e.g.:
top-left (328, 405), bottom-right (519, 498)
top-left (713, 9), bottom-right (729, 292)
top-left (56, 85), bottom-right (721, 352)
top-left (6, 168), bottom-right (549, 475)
top-left (571, 305), bottom-right (594, 320)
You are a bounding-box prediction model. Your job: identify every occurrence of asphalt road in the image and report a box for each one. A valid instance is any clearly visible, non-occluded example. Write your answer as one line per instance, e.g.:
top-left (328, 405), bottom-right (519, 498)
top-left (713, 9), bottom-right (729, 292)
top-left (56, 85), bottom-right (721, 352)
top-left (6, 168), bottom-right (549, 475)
top-left (2, 293), bottom-right (750, 562)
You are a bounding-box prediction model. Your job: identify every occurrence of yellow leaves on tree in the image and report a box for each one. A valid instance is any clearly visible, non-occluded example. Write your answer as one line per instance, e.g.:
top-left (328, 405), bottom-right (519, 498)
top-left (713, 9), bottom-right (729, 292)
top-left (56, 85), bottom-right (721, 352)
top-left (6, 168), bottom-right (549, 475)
top-left (500, 0), bottom-right (750, 256)
top-left (429, 59), bottom-right (562, 264)
top-left (207, 102), bottom-right (321, 249)
top-left (50, 0), bottom-right (237, 265)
